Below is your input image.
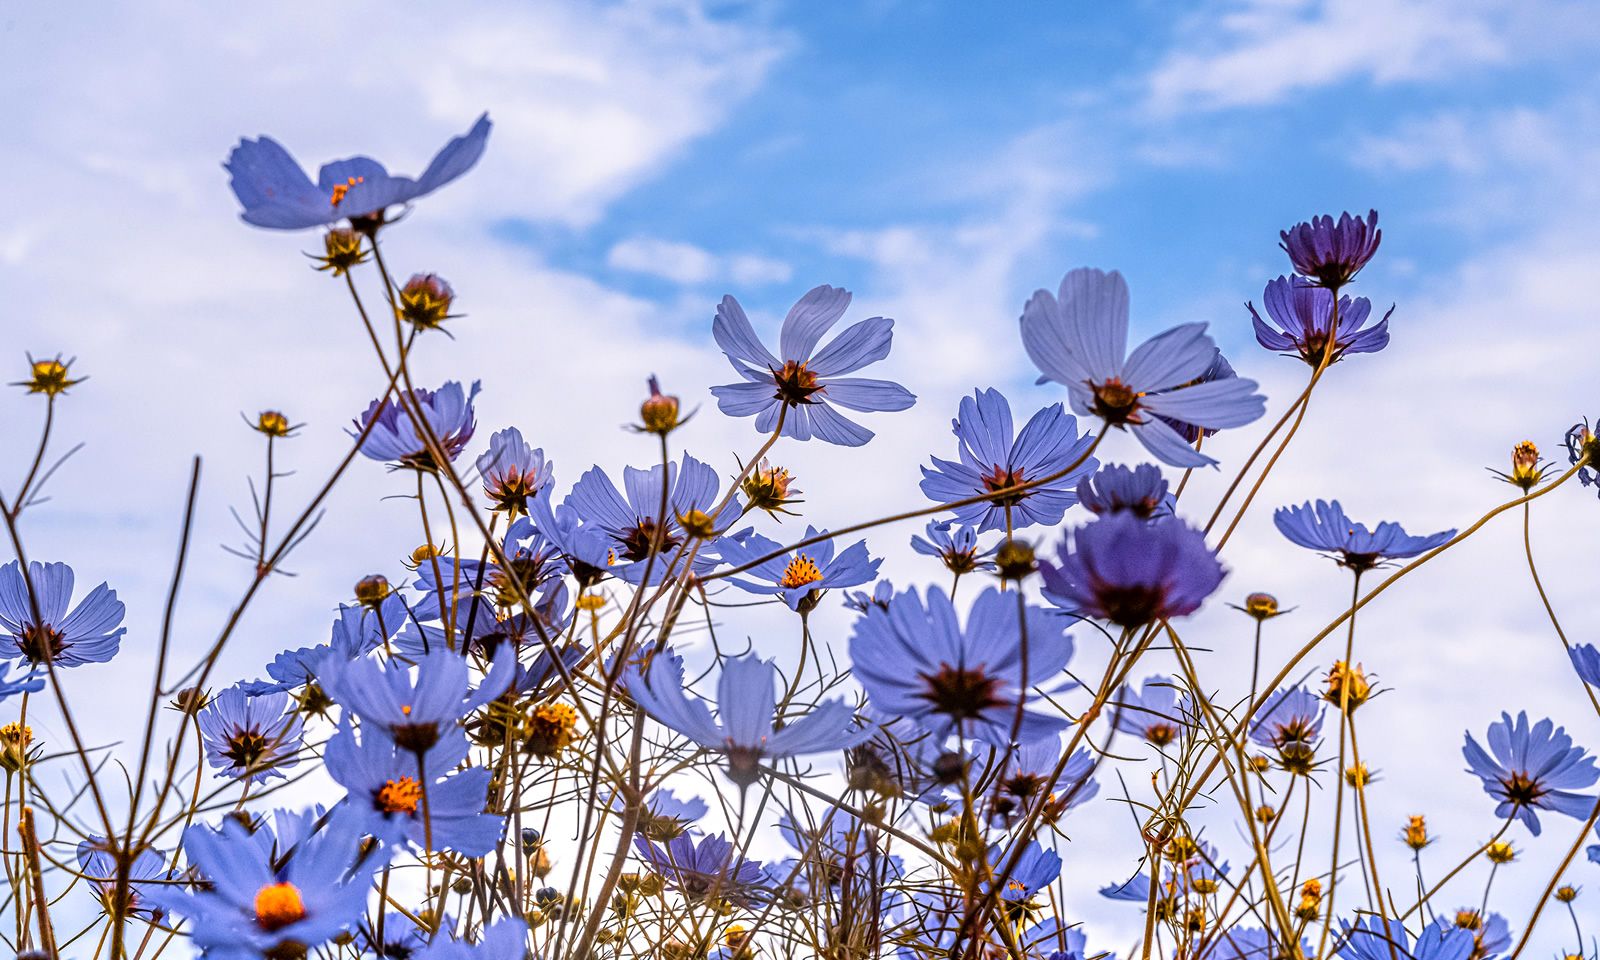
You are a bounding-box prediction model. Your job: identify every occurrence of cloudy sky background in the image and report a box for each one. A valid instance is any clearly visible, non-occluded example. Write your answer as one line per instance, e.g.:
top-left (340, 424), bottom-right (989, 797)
top-left (4, 0), bottom-right (1600, 950)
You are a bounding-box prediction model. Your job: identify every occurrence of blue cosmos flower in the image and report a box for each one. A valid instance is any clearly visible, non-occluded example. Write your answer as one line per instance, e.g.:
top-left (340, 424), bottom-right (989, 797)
top-left (77, 838), bottom-right (173, 921)
top-left (1039, 515), bottom-right (1225, 627)
top-left (710, 285), bottom-right (916, 447)
top-left (918, 388), bottom-right (1098, 532)
top-left (198, 686), bottom-right (305, 783)
top-left (0, 560), bottom-right (126, 668)
top-left (152, 810), bottom-right (381, 959)
top-left (983, 839), bottom-right (1062, 907)
top-left (321, 648), bottom-right (516, 755)
top-left (0, 662), bottom-right (43, 703)
top-left (1157, 350), bottom-right (1247, 445)
top-left (1571, 643), bottom-right (1600, 687)
top-left (610, 787), bottom-right (708, 841)
top-left (1249, 275), bottom-right (1391, 366)
top-left (324, 722), bottom-right (500, 856)
top-left (632, 832), bottom-right (767, 907)
top-left (476, 427), bottom-right (553, 515)
top-left (565, 453), bottom-right (736, 584)
top-left (354, 380), bottom-right (480, 472)
top-left (1099, 871), bottom-right (1153, 902)
top-left (844, 578), bottom-right (895, 614)
top-left (627, 652), bottom-right (870, 786)
top-left (715, 526), bottom-right (881, 611)
top-left (1274, 500), bottom-right (1455, 572)
top-left (1020, 268), bottom-right (1266, 468)
top-left (910, 520), bottom-right (995, 576)
top-left (1248, 686), bottom-right (1325, 766)
top-left (1205, 928), bottom-right (1312, 960)
top-left (849, 585), bottom-right (1075, 746)
top-left (528, 490), bottom-right (618, 587)
top-left (1565, 419), bottom-right (1600, 497)
top-left (1429, 910), bottom-right (1510, 960)
top-left (411, 918), bottom-right (530, 960)
top-left (1463, 711), bottom-right (1599, 835)
top-left (243, 598), bottom-right (408, 695)
top-left (224, 113), bottom-right (491, 230)
top-left (1281, 209), bottom-right (1382, 290)
top-left (1112, 676), bottom-right (1188, 747)
top-left (1077, 463), bottom-right (1174, 520)
top-left (398, 579), bottom-right (570, 662)
top-left (980, 733), bottom-right (1098, 826)
top-left (1337, 916), bottom-right (1474, 960)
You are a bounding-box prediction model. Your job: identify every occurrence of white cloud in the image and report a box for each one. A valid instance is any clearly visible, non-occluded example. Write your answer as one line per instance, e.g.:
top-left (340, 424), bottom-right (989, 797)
top-left (607, 235), bottom-right (793, 285)
top-left (1146, 0), bottom-right (1506, 113)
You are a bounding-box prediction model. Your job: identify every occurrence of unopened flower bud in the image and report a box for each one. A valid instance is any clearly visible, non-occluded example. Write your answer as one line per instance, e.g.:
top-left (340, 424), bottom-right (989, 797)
top-left (15, 356), bottom-right (83, 397)
top-left (253, 410), bottom-right (294, 437)
top-left (314, 228), bottom-right (367, 276)
top-left (994, 539), bottom-right (1035, 580)
top-left (1401, 814), bottom-right (1431, 850)
top-left (398, 273), bottom-right (455, 330)
top-left (639, 376), bottom-right (681, 435)
top-left (742, 458), bottom-right (802, 516)
top-left (1325, 660), bottom-right (1372, 712)
top-left (354, 574), bottom-right (391, 607)
top-left (1243, 592), bottom-right (1280, 619)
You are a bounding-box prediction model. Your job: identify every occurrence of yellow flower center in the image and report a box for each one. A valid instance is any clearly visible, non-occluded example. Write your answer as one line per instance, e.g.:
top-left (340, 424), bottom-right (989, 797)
top-left (375, 776), bottom-right (424, 815)
top-left (779, 555), bottom-right (824, 590)
top-left (575, 593), bottom-right (606, 612)
top-left (253, 881), bottom-right (307, 931)
top-left (328, 175), bottom-right (364, 207)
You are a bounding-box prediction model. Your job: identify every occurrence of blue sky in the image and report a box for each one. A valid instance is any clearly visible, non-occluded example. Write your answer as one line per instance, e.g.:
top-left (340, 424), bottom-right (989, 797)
top-left (4, 0), bottom-right (1600, 947)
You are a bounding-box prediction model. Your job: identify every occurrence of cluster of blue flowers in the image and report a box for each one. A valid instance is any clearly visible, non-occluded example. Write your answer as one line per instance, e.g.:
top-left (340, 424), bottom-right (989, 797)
top-left (3, 114), bottom-right (1598, 960)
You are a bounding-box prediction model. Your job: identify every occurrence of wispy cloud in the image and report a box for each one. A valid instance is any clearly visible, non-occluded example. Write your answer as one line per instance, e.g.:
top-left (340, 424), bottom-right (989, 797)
top-left (607, 236), bottom-right (793, 285)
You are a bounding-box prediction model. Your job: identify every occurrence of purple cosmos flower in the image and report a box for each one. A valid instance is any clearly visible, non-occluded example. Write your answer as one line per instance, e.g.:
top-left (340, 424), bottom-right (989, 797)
top-left (983, 840), bottom-right (1062, 907)
top-left (910, 519), bottom-right (996, 575)
top-left (849, 585), bottom-right (1074, 746)
top-left (1248, 686), bottom-right (1325, 755)
top-left (632, 832), bottom-right (767, 906)
top-left (152, 810), bottom-right (381, 959)
top-left (919, 388), bottom-right (1098, 532)
top-left (611, 787), bottom-right (708, 842)
top-left (1206, 928), bottom-right (1312, 960)
top-left (1463, 711), bottom-right (1599, 835)
top-left (715, 525), bottom-right (881, 611)
top-left (565, 453), bottom-right (736, 584)
top-left (0, 662), bottom-right (43, 703)
top-left (197, 686), bottom-right (305, 783)
top-left (243, 598), bottom-right (408, 695)
top-left (710, 285), bottom-right (916, 446)
top-left (1112, 676), bottom-right (1188, 747)
top-left (1158, 350), bottom-right (1247, 445)
top-left (1077, 463), bottom-right (1174, 520)
top-left (1039, 515), bottom-right (1225, 627)
top-left (980, 733), bottom-right (1098, 827)
top-left (1566, 418), bottom-right (1600, 497)
top-left (1274, 500), bottom-right (1455, 572)
top-left (1249, 275), bottom-right (1391, 365)
top-left (476, 427), bottom-right (553, 514)
top-left (411, 918), bottom-right (530, 960)
top-left (528, 490), bottom-right (615, 586)
top-left (627, 652), bottom-right (870, 786)
top-left (1281, 209), bottom-right (1382, 290)
top-left (1020, 268), bottom-right (1265, 468)
top-left (1337, 916), bottom-right (1474, 960)
top-left (77, 838), bottom-right (173, 921)
top-left (844, 578), bottom-right (895, 614)
top-left (324, 722), bottom-right (501, 856)
top-left (320, 648), bottom-right (516, 755)
top-left (224, 114), bottom-right (491, 230)
top-left (354, 380), bottom-right (480, 471)
top-left (1428, 911), bottom-right (1510, 960)
top-left (0, 560), bottom-right (126, 668)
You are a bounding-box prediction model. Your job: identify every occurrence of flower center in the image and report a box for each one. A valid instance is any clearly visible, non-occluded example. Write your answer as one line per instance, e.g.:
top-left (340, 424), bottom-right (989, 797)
top-left (772, 361), bottom-right (823, 405)
top-left (1144, 722), bottom-right (1177, 746)
top-left (1089, 378), bottom-right (1143, 424)
top-left (223, 730), bottom-right (269, 770)
top-left (618, 518), bottom-right (681, 563)
top-left (1501, 771), bottom-right (1546, 805)
top-left (779, 555), bottom-right (824, 590)
top-left (390, 720), bottom-right (441, 755)
top-left (17, 624), bottom-right (66, 664)
top-left (328, 175), bottom-right (364, 207)
top-left (375, 776), bottom-right (424, 815)
top-left (980, 465), bottom-right (1028, 506)
top-left (919, 663), bottom-right (1005, 721)
top-left (1091, 584), bottom-right (1166, 628)
top-left (253, 881), bottom-right (307, 931)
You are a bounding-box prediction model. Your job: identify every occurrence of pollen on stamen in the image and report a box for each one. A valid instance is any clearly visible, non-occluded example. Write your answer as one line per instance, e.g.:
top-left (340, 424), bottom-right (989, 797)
top-left (253, 881), bottom-right (307, 932)
top-left (779, 555), bottom-right (824, 590)
top-left (328, 175), bottom-right (365, 207)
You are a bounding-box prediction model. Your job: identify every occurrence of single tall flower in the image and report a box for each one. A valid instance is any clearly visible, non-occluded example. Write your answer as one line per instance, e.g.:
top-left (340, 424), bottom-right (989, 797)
top-left (626, 653), bottom-right (869, 786)
top-left (919, 388), bottom-right (1098, 532)
top-left (1020, 268), bottom-right (1265, 468)
top-left (324, 723), bottom-right (501, 856)
top-left (714, 526), bottom-right (881, 611)
top-left (1039, 515), bottom-right (1224, 627)
top-left (354, 380), bottom-right (480, 471)
top-left (197, 686), bottom-right (305, 783)
top-left (1463, 711), bottom-right (1599, 835)
top-left (152, 812), bottom-right (382, 958)
top-left (224, 114), bottom-right (491, 230)
top-left (1280, 209), bottom-right (1382, 290)
top-left (1248, 276), bottom-right (1391, 365)
top-left (77, 838), bottom-right (173, 921)
top-left (849, 585), bottom-right (1074, 745)
top-left (1248, 686), bottom-right (1326, 770)
top-left (1274, 500), bottom-right (1454, 572)
top-left (0, 560), bottom-right (126, 668)
top-left (910, 520), bottom-right (995, 575)
top-left (710, 285), bottom-right (916, 447)
top-left (565, 453), bottom-right (736, 584)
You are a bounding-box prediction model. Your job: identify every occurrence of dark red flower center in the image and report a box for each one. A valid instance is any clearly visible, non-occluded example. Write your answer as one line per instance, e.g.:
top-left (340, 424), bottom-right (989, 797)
top-left (618, 518), bottom-right (681, 563)
top-left (1501, 771), bottom-right (1546, 805)
top-left (772, 361), bottom-right (823, 406)
top-left (919, 664), bottom-right (1005, 721)
top-left (1089, 378), bottom-right (1143, 425)
top-left (17, 624), bottom-right (65, 664)
top-left (981, 465), bottom-right (1028, 506)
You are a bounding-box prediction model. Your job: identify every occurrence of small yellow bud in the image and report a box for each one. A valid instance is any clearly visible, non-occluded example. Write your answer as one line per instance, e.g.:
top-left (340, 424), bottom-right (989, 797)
top-left (354, 574), bottom-right (391, 607)
top-left (397, 274), bottom-right (455, 330)
top-left (1485, 840), bottom-right (1517, 864)
top-left (15, 356), bottom-right (83, 397)
top-left (313, 228), bottom-right (367, 276)
top-left (639, 376), bottom-right (681, 435)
